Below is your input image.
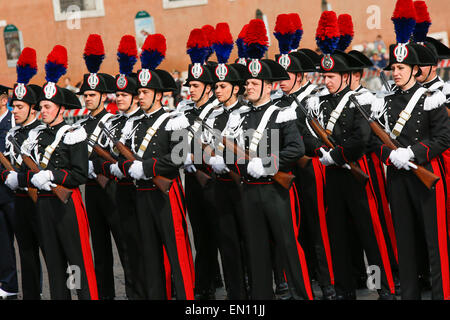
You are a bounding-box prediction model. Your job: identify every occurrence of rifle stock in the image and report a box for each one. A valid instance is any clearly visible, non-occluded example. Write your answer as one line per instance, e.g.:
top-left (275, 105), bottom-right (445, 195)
top-left (220, 135), bottom-right (295, 190)
top-left (21, 155), bottom-right (72, 204)
top-left (98, 123), bottom-right (173, 194)
top-left (349, 94), bottom-right (440, 190)
top-left (115, 141), bottom-right (173, 194)
top-left (202, 143), bottom-right (241, 186)
top-left (297, 156), bottom-right (312, 169)
top-left (291, 94), bottom-right (369, 185)
top-left (0, 152), bottom-right (38, 202)
top-left (308, 116), bottom-right (370, 185)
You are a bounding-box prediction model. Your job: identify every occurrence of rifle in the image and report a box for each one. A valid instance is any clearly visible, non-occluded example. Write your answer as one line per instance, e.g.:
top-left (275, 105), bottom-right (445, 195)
top-left (85, 139), bottom-right (113, 189)
top-left (201, 122), bottom-right (295, 190)
top-left (349, 94), bottom-right (440, 190)
top-left (98, 122), bottom-right (173, 194)
top-left (185, 126), bottom-right (241, 186)
top-left (290, 94), bottom-right (370, 185)
top-left (7, 135), bottom-right (72, 204)
top-left (379, 71), bottom-right (392, 93)
top-left (0, 151), bottom-right (38, 202)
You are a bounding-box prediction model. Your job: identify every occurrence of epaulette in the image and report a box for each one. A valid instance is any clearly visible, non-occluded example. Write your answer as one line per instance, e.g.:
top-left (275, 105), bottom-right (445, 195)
top-left (165, 111), bottom-right (190, 131)
top-left (63, 126), bottom-right (87, 145)
top-left (275, 105), bottom-right (297, 123)
top-left (424, 89), bottom-right (446, 111)
top-left (176, 99), bottom-right (195, 113)
top-left (353, 90), bottom-right (375, 107)
top-left (442, 81), bottom-right (450, 97)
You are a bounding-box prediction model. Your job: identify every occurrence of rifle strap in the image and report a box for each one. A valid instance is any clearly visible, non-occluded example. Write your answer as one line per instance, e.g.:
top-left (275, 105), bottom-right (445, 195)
top-left (88, 112), bottom-right (114, 156)
top-left (136, 112), bottom-right (171, 158)
top-left (325, 91), bottom-right (353, 134)
top-left (390, 87), bottom-right (427, 139)
top-left (249, 104), bottom-right (279, 154)
top-left (40, 125), bottom-right (72, 169)
top-left (187, 102), bottom-right (217, 146)
top-left (294, 83), bottom-right (317, 107)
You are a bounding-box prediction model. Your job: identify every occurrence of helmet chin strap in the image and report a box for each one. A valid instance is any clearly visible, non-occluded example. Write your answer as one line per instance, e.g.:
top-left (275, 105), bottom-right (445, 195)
top-left (196, 84), bottom-right (208, 106)
top-left (48, 105), bottom-right (62, 126)
top-left (288, 73), bottom-right (300, 95)
top-left (400, 68), bottom-right (415, 89)
top-left (257, 79), bottom-right (265, 103)
top-left (424, 67), bottom-right (433, 83)
top-left (144, 92), bottom-right (157, 112)
top-left (334, 74), bottom-right (345, 94)
top-left (224, 84), bottom-right (235, 105)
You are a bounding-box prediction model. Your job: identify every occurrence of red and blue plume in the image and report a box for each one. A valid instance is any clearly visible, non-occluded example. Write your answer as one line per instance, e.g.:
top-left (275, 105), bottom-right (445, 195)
top-left (213, 23), bottom-right (234, 64)
top-left (202, 25), bottom-right (216, 61)
top-left (16, 47), bottom-right (37, 85)
top-left (45, 45), bottom-right (67, 83)
top-left (244, 19), bottom-right (269, 60)
top-left (236, 24), bottom-right (249, 59)
top-left (186, 28), bottom-right (209, 64)
top-left (140, 34), bottom-right (166, 70)
top-left (391, 0), bottom-right (417, 44)
top-left (315, 11), bottom-right (340, 55)
top-left (83, 34), bottom-right (105, 74)
top-left (289, 13), bottom-right (303, 50)
top-left (413, 1), bottom-right (431, 43)
top-left (274, 14), bottom-right (295, 55)
top-left (337, 14), bottom-right (354, 51)
top-left (117, 35), bottom-right (138, 75)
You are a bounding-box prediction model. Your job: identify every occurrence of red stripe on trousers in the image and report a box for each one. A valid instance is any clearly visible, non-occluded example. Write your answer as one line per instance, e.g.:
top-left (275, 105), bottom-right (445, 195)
top-left (312, 157), bottom-right (334, 285)
top-left (431, 158), bottom-right (450, 300)
top-left (370, 152), bottom-right (398, 263)
top-left (169, 180), bottom-right (195, 299)
top-left (174, 177), bottom-right (195, 287)
top-left (71, 188), bottom-right (99, 300)
top-left (358, 157), bottom-right (395, 294)
top-left (163, 247), bottom-right (172, 299)
top-left (289, 183), bottom-right (314, 300)
top-left (443, 148), bottom-right (450, 234)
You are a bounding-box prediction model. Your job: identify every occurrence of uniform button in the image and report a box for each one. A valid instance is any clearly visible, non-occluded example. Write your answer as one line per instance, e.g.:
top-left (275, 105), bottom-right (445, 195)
top-left (416, 130), bottom-right (419, 132)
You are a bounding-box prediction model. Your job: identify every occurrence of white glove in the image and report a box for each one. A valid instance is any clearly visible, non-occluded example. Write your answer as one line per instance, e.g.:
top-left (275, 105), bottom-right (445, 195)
top-left (129, 160), bottom-right (147, 180)
top-left (5, 171), bottom-right (19, 191)
top-left (389, 147), bottom-right (416, 171)
top-left (319, 147), bottom-right (335, 166)
top-left (88, 161), bottom-right (97, 179)
top-left (247, 157), bottom-right (265, 179)
top-left (209, 155), bottom-right (228, 174)
top-left (184, 152), bottom-right (197, 173)
top-left (31, 170), bottom-right (55, 190)
top-left (40, 181), bottom-right (57, 192)
top-left (110, 163), bottom-right (124, 179)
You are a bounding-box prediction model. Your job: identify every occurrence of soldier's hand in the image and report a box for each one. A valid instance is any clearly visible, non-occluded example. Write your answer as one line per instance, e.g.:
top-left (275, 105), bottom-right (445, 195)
top-left (129, 160), bottom-right (146, 180)
top-left (88, 161), bottom-right (97, 179)
top-left (110, 163), bottom-right (125, 179)
top-left (5, 171), bottom-right (19, 191)
top-left (209, 155), bottom-right (228, 174)
top-left (31, 170), bottom-right (54, 190)
top-left (247, 157), bottom-right (265, 179)
top-left (319, 147), bottom-right (335, 166)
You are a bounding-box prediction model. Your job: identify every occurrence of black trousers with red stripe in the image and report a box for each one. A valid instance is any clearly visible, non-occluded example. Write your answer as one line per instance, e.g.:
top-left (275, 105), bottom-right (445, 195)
top-left (85, 181), bottom-right (129, 299)
top-left (366, 153), bottom-right (399, 274)
top-left (135, 178), bottom-right (194, 300)
top-left (325, 162), bottom-right (395, 297)
top-left (241, 182), bottom-right (313, 300)
top-left (12, 193), bottom-right (42, 299)
top-left (386, 161), bottom-right (450, 300)
top-left (184, 173), bottom-right (220, 296)
top-left (34, 191), bottom-right (97, 300)
top-left (294, 159), bottom-right (334, 289)
top-left (212, 178), bottom-right (247, 299)
top-left (115, 182), bottom-right (146, 299)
